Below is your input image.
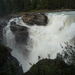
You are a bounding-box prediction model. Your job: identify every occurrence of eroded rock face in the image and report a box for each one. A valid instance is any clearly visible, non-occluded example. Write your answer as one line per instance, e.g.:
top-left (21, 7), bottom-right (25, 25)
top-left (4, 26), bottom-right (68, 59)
top-left (22, 13), bottom-right (48, 25)
top-left (0, 14), bottom-right (21, 44)
top-left (10, 22), bottom-right (28, 44)
top-left (0, 19), bottom-right (8, 43)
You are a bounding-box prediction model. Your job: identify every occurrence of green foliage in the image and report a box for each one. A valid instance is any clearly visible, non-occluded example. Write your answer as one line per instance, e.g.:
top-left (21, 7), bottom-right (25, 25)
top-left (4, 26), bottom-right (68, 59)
top-left (4, 0), bottom-right (12, 14)
top-left (32, 0), bottom-right (37, 9)
top-left (40, 0), bottom-right (49, 9)
top-left (60, 42), bottom-right (75, 65)
top-left (12, 0), bottom-right (24, 12)
top-left (23, 0), bottom-right (31, 12)
top-left (24, 58), bottom-right (75, 75)
top-left (0, 0), bottom-right (75, 16)
top-left (23, 42), bottom-right (75, 75)
top-left (36, 0), bottom-right (41, 10)
top-left (0, 0), bottom-right (6, 16)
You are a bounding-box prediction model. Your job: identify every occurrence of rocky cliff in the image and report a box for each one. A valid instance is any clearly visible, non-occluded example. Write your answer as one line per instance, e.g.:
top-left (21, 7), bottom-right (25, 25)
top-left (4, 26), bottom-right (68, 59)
top-left (0, 13), bottom-right (48, 45)
top-left (0, 44), bottom-right (23, 75)
top-left (10, 21), bottom-right (28, 45)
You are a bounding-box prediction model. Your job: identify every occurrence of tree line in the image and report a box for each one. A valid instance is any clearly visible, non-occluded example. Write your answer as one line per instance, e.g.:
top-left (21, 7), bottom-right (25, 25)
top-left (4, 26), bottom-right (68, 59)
top-left (0, 0), bottom-right (75, 16)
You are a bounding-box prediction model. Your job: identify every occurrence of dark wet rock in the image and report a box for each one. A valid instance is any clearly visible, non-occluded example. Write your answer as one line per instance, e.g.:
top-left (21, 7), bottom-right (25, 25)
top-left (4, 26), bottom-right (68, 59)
top-left (10, 22), bottom-right (28, 44)
top-left (0, 13), bottom-right (47, 44)
top-left (0, 15), bottom-right (20, 44)
top-left (11, 21), bottom-right (16, 25)
top-left (0, 14), bottom-right (22, 44)
top-left (0, 19), bottom-right (8, 44)
top-left (22, 13), bottom-right (48, 26)
top-left (0, 44), bottom-right (23, 75)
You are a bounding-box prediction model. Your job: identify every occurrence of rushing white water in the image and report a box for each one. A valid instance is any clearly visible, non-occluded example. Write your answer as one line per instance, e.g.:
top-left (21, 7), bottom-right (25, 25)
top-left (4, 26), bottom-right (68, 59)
top-left (3, 11), bottom-right (75, 72)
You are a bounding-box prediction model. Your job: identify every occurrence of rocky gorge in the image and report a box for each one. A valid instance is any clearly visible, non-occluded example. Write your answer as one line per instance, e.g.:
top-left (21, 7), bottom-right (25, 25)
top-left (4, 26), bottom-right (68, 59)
top-left (0, 13), bottom-right (48, 75)
top-left (0, 13), bottom-right (48, 44)
top-left (0, 11), bottom-right (75, 75)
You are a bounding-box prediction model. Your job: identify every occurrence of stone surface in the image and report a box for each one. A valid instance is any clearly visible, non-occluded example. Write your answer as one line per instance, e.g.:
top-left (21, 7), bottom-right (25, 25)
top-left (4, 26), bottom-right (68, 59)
top-left (0, 19), bottom-right (8, 44)
top-left (0, 14), bottom-right (21, 44)
top-left (22, 13), bottom-right (48, 25)
top-left (10, 22), bottom-right (28, 44)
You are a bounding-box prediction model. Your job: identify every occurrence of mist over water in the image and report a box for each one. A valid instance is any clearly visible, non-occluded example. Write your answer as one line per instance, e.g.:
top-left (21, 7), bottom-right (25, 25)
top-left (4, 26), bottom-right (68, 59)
top-left (3, 11), bottom-right (75, 72)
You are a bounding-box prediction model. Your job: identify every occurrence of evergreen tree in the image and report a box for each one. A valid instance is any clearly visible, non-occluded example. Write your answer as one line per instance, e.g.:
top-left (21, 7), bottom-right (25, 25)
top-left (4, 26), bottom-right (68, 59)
top-left (0, 0), bottom-right (6, 16)
top-left (40, 0), bottom-right (49, 9)
top-left (12, 0), bottom-right (24, 12)
top-left (32, 0), bottom-right (37, 9)
top-left (23, 0), bottom-right (31, 12)
top-left (18, 0), bottom-right (24, 11)
top-left (4, 0), bottom-right (12, 14)
top-left (36, 0), bottom-right (41, 9)
top-left (48, 0), bottom-right (54, 10)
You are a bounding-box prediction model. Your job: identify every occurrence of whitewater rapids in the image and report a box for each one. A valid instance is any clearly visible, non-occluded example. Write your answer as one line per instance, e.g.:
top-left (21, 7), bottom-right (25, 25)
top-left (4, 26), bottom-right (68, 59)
top-left (3, 11), bottom-right (75, 72)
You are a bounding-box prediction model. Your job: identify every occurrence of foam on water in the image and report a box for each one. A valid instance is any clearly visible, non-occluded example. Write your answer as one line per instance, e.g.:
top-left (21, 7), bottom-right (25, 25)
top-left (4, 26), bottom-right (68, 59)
top-left (3, 11), bottom-right (75, 72)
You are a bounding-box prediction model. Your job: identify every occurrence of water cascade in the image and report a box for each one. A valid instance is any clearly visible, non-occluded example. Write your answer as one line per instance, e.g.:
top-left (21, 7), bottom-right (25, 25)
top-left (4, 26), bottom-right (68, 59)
top-left (3, 11), bottom-right (75, 72)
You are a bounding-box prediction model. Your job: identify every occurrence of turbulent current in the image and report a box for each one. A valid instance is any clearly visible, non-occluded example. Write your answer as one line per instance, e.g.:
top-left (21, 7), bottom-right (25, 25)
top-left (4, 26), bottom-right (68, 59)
top-left (3, 11), bottom-right (75, 72)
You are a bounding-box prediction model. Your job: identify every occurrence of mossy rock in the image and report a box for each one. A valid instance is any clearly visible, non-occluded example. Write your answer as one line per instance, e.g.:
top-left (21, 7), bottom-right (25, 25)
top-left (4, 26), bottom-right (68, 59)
top-left (24, 58), bottom-right (75, 75)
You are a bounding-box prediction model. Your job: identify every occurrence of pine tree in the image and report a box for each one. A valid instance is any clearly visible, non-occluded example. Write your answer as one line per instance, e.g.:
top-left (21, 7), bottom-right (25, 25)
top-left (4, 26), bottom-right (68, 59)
top-left (32, 0), bottom-right (37, 9)
top-left (48, 0), bottom-right (54, 10)
top-left (4, 0), bottom-right (12, 14)
top-left (23, 0), bottom-right (31, 12)
top-left (12, 0), bottom-right (24, 12)
top-left (36, 0), bottom-right (41, 9)
top-left (40, 0), bottom-right (49, 9)
top-left (0, 0), bottom-right (6, 16)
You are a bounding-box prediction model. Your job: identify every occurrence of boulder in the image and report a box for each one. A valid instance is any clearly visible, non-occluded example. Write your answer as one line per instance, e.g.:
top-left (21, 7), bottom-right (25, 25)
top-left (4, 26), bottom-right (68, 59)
top-left (22, 13), bottom-right (48, 26)
top-left (10, 22), bottom-right (28, 44)
top-left (11, 21), bottom-right (16, 25)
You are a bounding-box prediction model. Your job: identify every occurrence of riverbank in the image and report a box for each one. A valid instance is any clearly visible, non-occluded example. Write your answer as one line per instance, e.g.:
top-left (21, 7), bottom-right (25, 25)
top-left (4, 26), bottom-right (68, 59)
top-left (19, 9), bottom-right (75, 15)
top-left (1, 9), bottom-right (75, 19)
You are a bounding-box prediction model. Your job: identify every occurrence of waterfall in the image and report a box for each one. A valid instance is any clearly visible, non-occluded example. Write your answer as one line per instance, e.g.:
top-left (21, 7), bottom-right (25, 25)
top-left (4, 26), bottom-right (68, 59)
top-left (3, 11), bottom-right (75, 72)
